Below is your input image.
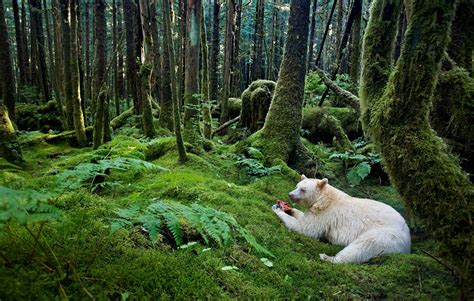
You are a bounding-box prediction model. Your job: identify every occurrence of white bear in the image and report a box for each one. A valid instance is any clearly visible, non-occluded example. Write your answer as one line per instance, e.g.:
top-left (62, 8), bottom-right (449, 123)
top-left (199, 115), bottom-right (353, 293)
top-left (273, 175), bottom-right (411, 263)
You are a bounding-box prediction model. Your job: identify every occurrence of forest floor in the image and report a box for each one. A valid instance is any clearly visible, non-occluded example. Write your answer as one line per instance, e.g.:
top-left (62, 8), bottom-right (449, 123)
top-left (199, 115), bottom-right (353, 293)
top-left (0, 130), bottom-right (459, 299)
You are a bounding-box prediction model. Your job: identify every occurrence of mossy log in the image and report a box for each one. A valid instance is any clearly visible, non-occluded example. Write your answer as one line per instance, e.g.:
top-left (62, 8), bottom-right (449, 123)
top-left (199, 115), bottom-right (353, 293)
top-left (361, 0), bottom-right (473, 287)
top-left (110, 106), bottom-right (134, 129)
top-left (302, 107), bottom-right (355, 150)
top-left (0, 106), bottom-right (23, 164)
top-left (314, 67), bottom-right (360, 110)
top-left (240, 80), bottom-right (275, 133)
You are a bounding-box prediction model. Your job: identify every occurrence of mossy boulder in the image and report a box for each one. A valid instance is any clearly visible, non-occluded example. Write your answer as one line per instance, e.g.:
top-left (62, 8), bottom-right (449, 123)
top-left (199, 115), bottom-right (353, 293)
top-left (228, 98), bottom-right (242, 119)
top-left (240, 80), bottom-right (276, 133)
top-left (302, 107), bottom-right (356, 150)
top-left (15, 101), bottom-right (63, 132)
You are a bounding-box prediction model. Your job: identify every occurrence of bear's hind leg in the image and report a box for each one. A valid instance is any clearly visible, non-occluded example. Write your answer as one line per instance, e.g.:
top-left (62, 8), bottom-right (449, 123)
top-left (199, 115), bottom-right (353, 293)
top-left (322, 235), bottom-right (384, 264)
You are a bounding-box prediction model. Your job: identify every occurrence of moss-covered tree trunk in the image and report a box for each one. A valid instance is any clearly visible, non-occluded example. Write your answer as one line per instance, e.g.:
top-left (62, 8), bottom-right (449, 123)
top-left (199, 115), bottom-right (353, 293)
top-left (138, 0), bottom-right (156, 138)
top-left (209, 0), bottom-right (220, 105)
top-left (60, 0), bottom-right (74, 130)
top-left (92, 0), bottom-right (107, 149)
top-left (361, 0), bottom-right (473, 289)
top-left (123, 0), bottom-right (141, 115)
top-left (250, 0), bottom-right (311, 167)
top-left (220, 0), bottom-right (236, 125)
top-left (163, 0), bottom-right (187, 163)
top-left (70, 0), bottom-right (87, 145)
top-left (183, 0), bottom-right (202, 145)
top-left (200, 3), bottom-right (212, 140)
top-left (0, 0), bottom-right (16, 121)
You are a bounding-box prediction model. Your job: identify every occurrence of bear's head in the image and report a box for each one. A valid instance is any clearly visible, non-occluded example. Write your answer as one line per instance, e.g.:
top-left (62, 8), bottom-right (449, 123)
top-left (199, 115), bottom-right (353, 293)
top-left (288, 175), bottom-right (329, 211)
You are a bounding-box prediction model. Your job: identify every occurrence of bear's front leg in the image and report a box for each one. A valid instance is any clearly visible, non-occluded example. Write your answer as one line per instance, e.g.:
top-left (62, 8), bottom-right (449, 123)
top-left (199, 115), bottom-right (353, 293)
top-left (272, 207), bottom-right (300, 232)
top-left (290, 208), bottom-right (305, 219)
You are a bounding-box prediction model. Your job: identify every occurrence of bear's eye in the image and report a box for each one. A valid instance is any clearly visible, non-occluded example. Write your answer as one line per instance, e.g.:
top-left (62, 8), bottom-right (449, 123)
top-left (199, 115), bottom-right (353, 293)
top-left (300, 188), bottom-right (306, 193)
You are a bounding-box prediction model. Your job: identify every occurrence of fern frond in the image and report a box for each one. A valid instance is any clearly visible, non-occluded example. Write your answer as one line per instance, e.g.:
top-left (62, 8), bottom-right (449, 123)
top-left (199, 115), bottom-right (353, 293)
top-left (162, 211), bottom-right (182, 245)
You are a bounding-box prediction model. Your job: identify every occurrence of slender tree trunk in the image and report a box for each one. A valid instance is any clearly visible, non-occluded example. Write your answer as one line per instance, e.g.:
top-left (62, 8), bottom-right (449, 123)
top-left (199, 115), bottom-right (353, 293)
top-left (123, 0), bottom-right (141, 114)
top-left (313, 0), bottom-right (337, 69)
top-left (112, 0), bottom-right (119, 116)
top-left (177, 0), bottom-right (187, 110)
top-left (150, 0), bottom-right (161, 104)
top-left (92, 0), bottom-right (107, 149)
top-left (361, 0), bottom-right (472, 290)
top-left (83, 0), bottom-right (91, 111)
top-left (267, 0), bottom-right (278, 80)
top-left (306, 0), bottom-right (318, 72)
top-left (349, 0), bottom-right (361, 84)
top-left (220, 0), bottom-right (236, 125)
top-left (183, 0), bottom-right (202, 145)
top-left (138, 0), bottom-right (156, 138)
top-left (117, 1), bottom-right (125, 99)
top-left (231, 0), bottom-right (242, 96)
top-left (159, 0), bottom-right (173, 131)
top-left (70, 0), bottom-right (87, 145)
top-left (60, 0), bottom-right (74, 130)
top-left (251, 0), bottom-right (265, 81)
top-left (335, 0), bottom-right (343, 56)
top-left (12, 0), bottom-right (27, 86)
top-left (209, 0), bottom-right (219, 103)
top-left (29, 0), bottom-right (50, 103)
top-left (51, 0), bottom-right (66, 128)
top-left (0, 0), bottom-right (16, 120)
top-left (163, 0), bottom-right (187, 163)
top-left (250, 0), bottom-right (311, 168)
top-left (43, 0), bottom-right (55, 99)
top-left (20, 0), bottom-right (29, 84)
top-left (200, 2), bottom-right (211, 139)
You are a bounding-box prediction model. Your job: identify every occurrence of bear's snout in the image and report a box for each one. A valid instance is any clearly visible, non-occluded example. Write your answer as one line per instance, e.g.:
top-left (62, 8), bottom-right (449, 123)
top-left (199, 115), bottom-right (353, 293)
top-left (288, 192), bottom-right (296, 201)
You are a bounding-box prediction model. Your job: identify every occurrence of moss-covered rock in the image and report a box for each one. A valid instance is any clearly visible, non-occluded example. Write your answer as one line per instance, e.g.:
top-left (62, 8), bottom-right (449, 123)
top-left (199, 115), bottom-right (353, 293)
top-left (15, 101), bottom-right (63, 132)
top-left (228, 97), bottom-right (242, 119)
top-left (302, 107), bottom-right (354, 150)
top-left (240, 80), bottom-right (276, 133)
top-left (0, 106), bottom-right (23, 164)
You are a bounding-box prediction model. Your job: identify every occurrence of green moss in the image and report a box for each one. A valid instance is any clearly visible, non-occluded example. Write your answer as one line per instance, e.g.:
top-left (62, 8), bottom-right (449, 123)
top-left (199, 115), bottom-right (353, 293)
top-left (0, 135), bottom-right (461, 299)
top-left (240, 80), bottom-right (275, 133)
top-left (228, 97), bottom-right (242, 119)
top-left (15, 100), bottom-right (63, 132)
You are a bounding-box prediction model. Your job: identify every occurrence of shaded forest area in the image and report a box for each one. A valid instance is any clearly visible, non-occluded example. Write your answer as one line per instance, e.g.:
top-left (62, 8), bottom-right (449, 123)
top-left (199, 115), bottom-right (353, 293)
top-left (0, 0), bottom-right (472, 299)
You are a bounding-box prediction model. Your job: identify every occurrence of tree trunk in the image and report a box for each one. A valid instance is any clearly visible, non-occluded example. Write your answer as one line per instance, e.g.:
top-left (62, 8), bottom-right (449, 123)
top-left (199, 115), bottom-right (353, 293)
top-left (251, 0), bottom-right (265, 81)
top-left (313, 0), bottom-right (337, 69)
top-left (42, 0), bottom-right (55, 100)
top-left (231, 0), bottom-right (242, 96)
top-left (12, 0), bottom-right (27, 86)
top-left (306, 0), bottom-right (317, 72)
top-left (51, 0), bottom-right (67, 129)
top-left (29, 0), bottom-right (50, 103)
top-left (209, 0), bottom-right (220, 104)
top-left (183, 0), bottom-right (202, 145)
top-left (60, 0), bottom-right (74, 130)
top-left (361, 0), bottom-right (472, 290)
top-left (267, 0), bottom-right (278, 81)
top-left (0, 0), bottom-right (16, 120)
top-left (163, 0), bottom-right (187, 163)
top-left (177, 0), bottom-right (187, 110)
top-left (20, 0), bottom-right (29, 84)
top-left (200, 2), bottom-right (212, 140)
top-left (70, 0), bottom-right (87, 145)
top-left (138, 0), bottom-right (156, 138)
top-left (92, 0), bottom-right (107, 149)
top-left (249, 0), bottom-right (311, 168)
top-left (158, 0), bottom-right (173, 131)
top-left (117, 1), bottom-right (125, 99)
top-left (112, 0), bottom-right (119, 117)
top-left (0, 0), bottom-right (22, 163)
top-left (220, 0), bottom-right (236, 125)
top-left (349, 0), bottom-right (362, 84)
top-left (123, 0), bottom-right (141, 114)
top-left (83, 0), bottom-right (91, 112)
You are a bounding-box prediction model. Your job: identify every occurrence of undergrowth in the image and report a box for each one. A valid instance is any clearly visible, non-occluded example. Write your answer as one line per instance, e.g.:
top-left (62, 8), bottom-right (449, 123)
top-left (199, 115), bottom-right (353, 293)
top-left (0, 134), bottom-right (460, 299)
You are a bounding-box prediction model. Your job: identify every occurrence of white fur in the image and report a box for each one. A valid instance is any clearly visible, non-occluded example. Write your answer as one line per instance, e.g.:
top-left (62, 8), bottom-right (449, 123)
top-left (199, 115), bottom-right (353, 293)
top-left (273, 175), bottom-right (411, 263)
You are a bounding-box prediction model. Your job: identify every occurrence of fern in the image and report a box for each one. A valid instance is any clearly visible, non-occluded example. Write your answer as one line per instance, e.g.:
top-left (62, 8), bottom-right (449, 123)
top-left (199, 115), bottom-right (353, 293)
top-left (0, 186), bottom-right (62, 232)
top-left (111, 199), bottom-right (274, 257)
top-left (346, 162), bottom-right (371, 186)
top-left (236, 147), bottom-right (282, 181)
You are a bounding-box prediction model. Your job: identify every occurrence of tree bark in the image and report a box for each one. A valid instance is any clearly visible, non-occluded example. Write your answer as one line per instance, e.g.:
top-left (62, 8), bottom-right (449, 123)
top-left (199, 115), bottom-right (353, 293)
top-left (306, 0), bottom-right (318, 72)
top-left (0, 0), bottom-right (17, 120)
top-left (220, 0), bottom-right (236, 125)
top-left (361, 0), bottom-right (472, 289)
top-left (92, 0), bottom-right (107, 149)
top-left (138, 0), bottom-right (156, 138)
top-left (60, 0), bottom-right (74, 130)
top-left (12, 0), bottom-right (27, 86)
top-left (251, 0), bottom-right (265, 81)
top-left (200, 2), bottom-right (212, 139)
top-left (183, 0), bottom-right (202, 145)
top-left (158, 0), bottom-right (173, 131)
top-left (349, 0), bottom-right (362, 84)
top-left (231, 0), bottom-right (242, 96)
top-left (163, 0), bottom-right (187, 163)
top-left (209, 0), bottom-right (220, 104)
top-left (123, 0), bottom-right (141, 114)
top-left (313, 0), bottom-right (337, 69)
top-left (70, 0), bottom-right (87, 145)
top-left (249, 0), bottom-right (311, 168)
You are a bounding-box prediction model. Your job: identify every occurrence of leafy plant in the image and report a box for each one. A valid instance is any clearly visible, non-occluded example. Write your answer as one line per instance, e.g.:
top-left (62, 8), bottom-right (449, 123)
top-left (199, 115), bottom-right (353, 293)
top-left (235, 147), bottom-right (281, 181)
top-left (110, 199), bottom-right (275, 258)
top-left (329, 140), bottom-right (381, 186)
top-left (55, 156), bottom-right (168, 192)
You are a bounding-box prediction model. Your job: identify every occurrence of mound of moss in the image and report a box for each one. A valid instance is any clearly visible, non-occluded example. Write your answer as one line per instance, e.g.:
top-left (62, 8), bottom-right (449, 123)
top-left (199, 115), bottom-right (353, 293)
top-left (15, 101), bottom-right (63, 132)
top-left (240, 80), bottom-right (276, 133)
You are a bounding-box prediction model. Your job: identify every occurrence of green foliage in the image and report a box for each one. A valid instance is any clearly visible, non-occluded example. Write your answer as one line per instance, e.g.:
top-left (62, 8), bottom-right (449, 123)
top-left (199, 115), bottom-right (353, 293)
top-left (111, 199), bottom-right (274, 257)
top-left (55, 155), bottom-right (167, 192)
top-left (235, 147), bottom-right (282, 181)
top-left (305, 72), bottom-right (354, 106)
top-left (0, 186), bottom-right (62, 231)
top-left (329, 139), bottom-right (381, 186)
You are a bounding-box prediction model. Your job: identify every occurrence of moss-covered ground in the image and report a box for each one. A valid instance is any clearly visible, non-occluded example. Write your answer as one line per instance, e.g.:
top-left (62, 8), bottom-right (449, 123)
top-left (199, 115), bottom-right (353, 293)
top-left (0, 133), bottom-right (459, 299)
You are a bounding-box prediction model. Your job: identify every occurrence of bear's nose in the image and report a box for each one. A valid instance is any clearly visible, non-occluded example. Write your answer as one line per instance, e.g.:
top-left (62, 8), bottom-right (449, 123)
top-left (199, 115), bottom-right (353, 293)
top-left (288, 192), bottom-right (294, 200)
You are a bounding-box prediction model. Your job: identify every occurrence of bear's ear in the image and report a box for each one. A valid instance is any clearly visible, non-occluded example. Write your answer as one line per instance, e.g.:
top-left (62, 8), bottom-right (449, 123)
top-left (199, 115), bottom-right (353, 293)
top-left (317, 178), bottom-right (328, 189)
top-left (301, 174), bottom-right (307, 180)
